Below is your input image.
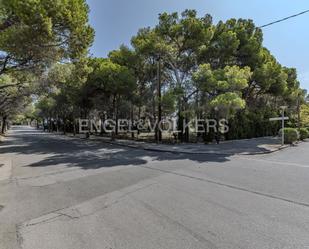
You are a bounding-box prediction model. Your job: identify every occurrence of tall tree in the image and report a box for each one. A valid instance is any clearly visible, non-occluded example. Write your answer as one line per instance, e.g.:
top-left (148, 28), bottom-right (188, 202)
top-left (0, 0), bottom-right (94, 79)
top-left (0, 0), bottom-right (94, 129)
top-left (132, 10), bottom-right (214, 141)
top-left (83, 58), bottom-right (136, 135)
top-left (193, 64), bottom-right (252, 117)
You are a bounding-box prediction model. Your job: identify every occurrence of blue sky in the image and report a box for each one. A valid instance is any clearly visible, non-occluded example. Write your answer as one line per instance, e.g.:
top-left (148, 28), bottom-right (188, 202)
top-left (86, 0), bottom-right (309, 91)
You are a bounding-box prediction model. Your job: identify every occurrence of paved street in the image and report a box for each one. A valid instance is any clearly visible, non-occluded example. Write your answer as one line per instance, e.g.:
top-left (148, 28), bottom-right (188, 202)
top-left (1, 126), bottom-right (309, 249)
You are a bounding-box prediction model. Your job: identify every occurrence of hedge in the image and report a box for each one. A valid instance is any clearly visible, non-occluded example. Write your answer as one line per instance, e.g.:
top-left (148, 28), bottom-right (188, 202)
top-left (299, 128), bottom-right (309, 140)
top-left (279, 128), bottom-right (299, 144)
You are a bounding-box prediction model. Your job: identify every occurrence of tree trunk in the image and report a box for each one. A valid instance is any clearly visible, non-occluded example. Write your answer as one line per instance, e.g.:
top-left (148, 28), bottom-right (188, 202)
top-left (130, 103), bottom-right (135, 139)
top-left (177, 111), bottom-right (184, 142)
top-left (111, 95), bottom-right (117, 140)
top-left (73, 119), bottom-right (76, 136)
top-left (48, 118), bottom-right (52, 132)
top-left (184, 117), bottom-right (189, 142)
top-left (157, 58), bottom-right (162, 142)
top-left (177, 100), bottom-right (189, 143)
top-left (1, 116), bottom-right (7, 134)
top-left (56, 117), bottom-right (59, 133)
top-left (63, 118), bottom-right (66, 135)
top-left (115, 96), bottom-right (119, 136)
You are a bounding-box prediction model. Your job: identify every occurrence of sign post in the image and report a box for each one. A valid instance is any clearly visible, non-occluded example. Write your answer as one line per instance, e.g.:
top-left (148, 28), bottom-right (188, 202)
top-left (269, 106), bottom-right (289, 145)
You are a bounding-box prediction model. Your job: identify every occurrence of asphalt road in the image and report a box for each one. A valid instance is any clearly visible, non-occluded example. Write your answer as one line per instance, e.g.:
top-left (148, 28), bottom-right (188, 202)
top-left (1, 126), bottom-right (309, 249)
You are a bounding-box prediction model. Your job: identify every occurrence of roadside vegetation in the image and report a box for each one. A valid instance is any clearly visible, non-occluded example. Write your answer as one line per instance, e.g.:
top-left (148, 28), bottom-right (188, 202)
top-left (0, 1), bottom-right (308, 143)
top-left (0, 0), bottom-right (94, 134)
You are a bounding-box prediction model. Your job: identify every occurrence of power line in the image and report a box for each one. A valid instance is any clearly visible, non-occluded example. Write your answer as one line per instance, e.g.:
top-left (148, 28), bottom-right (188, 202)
top-left (259, 9), bottom-right (309, 28)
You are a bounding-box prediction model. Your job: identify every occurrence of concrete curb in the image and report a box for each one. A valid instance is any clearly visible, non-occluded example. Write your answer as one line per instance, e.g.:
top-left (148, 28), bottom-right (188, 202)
top-left (44, 130), bottom-right (291, 156)
top-left (95, 138), bottom-right (290, 156)
top-left (100, 140), bottom-right (231, 155)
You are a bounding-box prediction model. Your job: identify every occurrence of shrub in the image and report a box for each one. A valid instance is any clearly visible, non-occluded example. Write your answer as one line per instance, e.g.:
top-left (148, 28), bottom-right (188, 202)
top-left (299, 128), bottom-right (309, 140)
top-left (279, 128), bottom-right (299, 144)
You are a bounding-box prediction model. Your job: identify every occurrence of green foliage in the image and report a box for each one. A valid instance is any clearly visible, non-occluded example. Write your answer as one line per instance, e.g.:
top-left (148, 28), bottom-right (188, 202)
top-left (279, 128), bottom-right (299, 144)
top-left (35, 96), bottom-right (56, 117)
top-left (252, 58), bottom-right (288, 96)
top-left (0, 71), bottom-right (34, 120)
top-left (193, 64), bottom-right (251, 116)
top-left (26, 8), bottom-right (305, 141)
top-left (300, 104), bottom-right (309, 127)
top-left (161, 90), bottom-right (177, 115)
top-left (226, 108), bottom-right (281, 140)
top-left (210, 93), bottom-right (245, 112)
top-left (0, 0), bottom-right (94, 75)
top-left (132, 9), bottom-right (214, 114)
top-left (87, 58), bottom-right (136, 97)
top-left (299, 128), bottom-right (309, 140)
top-left (0, 0), bottom-right (94, 127)
top-left (193, 64), bottom-right (251, 92)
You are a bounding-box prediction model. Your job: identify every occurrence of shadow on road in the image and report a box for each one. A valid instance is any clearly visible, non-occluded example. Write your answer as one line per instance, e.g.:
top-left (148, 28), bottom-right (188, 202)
top-left (0, 127), bottom-right (235, 170)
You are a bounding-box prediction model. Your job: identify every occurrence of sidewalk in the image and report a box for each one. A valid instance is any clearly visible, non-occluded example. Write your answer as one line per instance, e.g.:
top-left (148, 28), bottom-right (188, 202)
top-left (67, 133), bottom-right (288, 156)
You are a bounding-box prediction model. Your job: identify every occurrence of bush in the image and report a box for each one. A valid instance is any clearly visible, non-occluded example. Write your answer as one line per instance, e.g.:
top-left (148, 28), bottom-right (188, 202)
top-left (299, 128), bottom-right (309, 140)
top-left (279, 128), bottom-right (299, 144)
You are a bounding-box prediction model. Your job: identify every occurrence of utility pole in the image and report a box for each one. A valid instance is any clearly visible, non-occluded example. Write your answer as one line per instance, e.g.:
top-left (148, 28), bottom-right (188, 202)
top-left (156, 56), bottom-right (162, 142)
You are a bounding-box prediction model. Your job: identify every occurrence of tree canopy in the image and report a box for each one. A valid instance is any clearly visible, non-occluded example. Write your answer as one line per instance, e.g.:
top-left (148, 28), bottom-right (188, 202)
top-left (0, 0), bottom-right (94, 133)
top-left (1, 7), bottom-right (307, 142)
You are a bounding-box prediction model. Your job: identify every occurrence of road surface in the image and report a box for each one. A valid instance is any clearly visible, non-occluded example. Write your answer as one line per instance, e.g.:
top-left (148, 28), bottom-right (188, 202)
top-left (1, 126), bottom-right (309, 249)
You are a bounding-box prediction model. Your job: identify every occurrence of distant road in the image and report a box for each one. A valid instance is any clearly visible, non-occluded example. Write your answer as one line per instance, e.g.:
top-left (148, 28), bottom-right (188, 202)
top-left (1, 126), bottom-right (309, 249)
